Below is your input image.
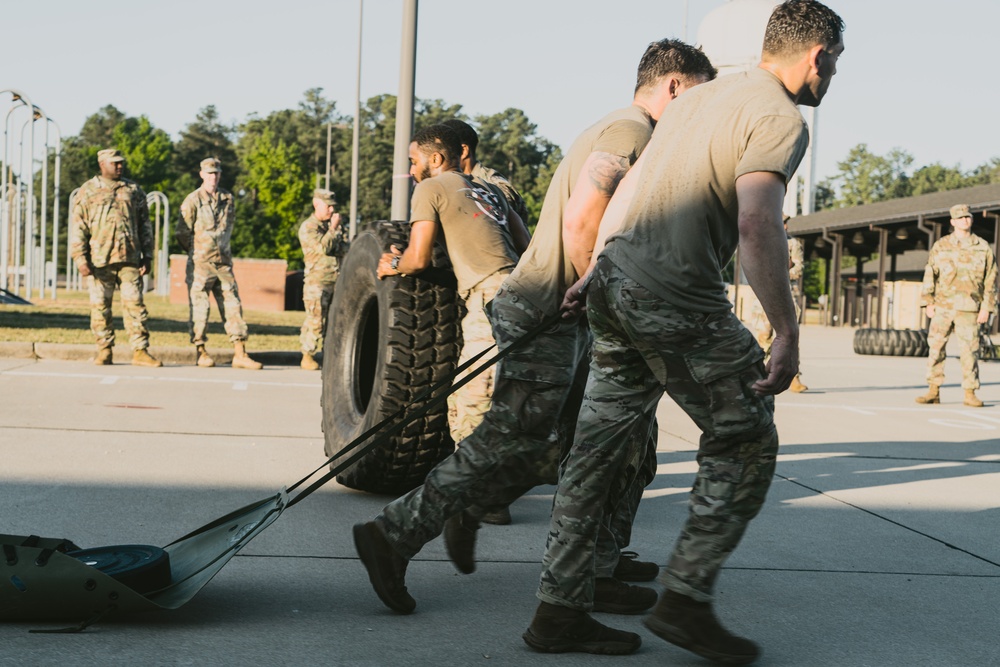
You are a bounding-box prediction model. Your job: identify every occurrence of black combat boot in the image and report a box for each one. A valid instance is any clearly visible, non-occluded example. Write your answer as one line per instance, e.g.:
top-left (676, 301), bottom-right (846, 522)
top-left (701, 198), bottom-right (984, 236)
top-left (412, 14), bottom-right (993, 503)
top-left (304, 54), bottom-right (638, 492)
top-left (443, 510), bottom-right (479, 574)
top-left (593, 577), bottom-right (657, 614)
top-left (644, 590), bottom-right (760, 665)
top-left (352, 522), bottom-right (416, 614)
top-left (523, 602), bottom-right (641, 655)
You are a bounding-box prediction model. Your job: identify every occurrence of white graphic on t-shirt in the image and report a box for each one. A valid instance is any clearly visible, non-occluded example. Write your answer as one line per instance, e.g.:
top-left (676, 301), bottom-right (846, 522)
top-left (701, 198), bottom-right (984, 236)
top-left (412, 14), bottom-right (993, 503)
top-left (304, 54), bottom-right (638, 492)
top-left (459, 184), bottom-right (508, 228)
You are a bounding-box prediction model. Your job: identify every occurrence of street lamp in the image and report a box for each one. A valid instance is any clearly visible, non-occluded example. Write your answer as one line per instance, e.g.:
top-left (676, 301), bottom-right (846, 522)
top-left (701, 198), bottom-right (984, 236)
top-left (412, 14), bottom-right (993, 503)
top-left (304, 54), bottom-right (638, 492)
top-left (0, 89), bottom-right (33, 293)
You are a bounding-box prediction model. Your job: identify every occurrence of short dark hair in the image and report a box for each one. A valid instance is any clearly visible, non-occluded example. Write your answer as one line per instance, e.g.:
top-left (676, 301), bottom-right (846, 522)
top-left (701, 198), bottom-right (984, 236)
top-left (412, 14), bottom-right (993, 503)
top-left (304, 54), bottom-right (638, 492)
top-left (412, 124), bottom-right (462, 166)
top-left (762, 0), bottom-right (845, 60)
top-left (634, 39), bottom-right (717, 94)
top-left (441, 119), bottom-right (478, 157)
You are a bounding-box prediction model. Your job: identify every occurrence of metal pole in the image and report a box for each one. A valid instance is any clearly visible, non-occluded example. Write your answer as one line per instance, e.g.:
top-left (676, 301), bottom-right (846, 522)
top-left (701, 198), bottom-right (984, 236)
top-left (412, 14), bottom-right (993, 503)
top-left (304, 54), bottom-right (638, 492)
top-left (25, 112), bottom-right (36, 300)
top-left (49, 119), bottom-right (61, 299)
top-left (325, 122), bottom-right (332, 190)
top-left (0, 90), bottom-right (32, 292)
top-left (66, 188), bottom-right (80, 291)
top-left (146, 191), bottom-right (170, 296)
top-left (39, 112), bottom-right (49, 298)
top-left (389, 0), bottom-right (417, 222)
top-left (350, 0), bottom-right (364, 239)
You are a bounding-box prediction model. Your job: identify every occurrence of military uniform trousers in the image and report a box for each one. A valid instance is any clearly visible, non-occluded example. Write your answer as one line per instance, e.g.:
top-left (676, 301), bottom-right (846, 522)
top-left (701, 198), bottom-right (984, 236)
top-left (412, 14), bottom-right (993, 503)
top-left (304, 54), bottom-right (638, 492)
top-left (448, 270), bottom-right (509, 444)
top-left (300, 278), bottom-right (336, 353)
top-left (88, 263), bottom-right (152, 351)
top-left (926, 307), bottom-right (981, 390)
top-left (538, 257), bottom-right (778, 610)
top-left (377, 283), bottom-right (643, 573)
top-left (186, 260), bottom-right (248, 345)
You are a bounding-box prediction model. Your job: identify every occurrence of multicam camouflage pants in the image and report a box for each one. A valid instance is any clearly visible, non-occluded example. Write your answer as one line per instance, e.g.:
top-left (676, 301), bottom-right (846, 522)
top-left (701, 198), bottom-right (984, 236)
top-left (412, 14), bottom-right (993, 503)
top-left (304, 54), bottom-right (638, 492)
top-left (300, 279), bottom-right (335, 353)
top-left (448, 271), bottom-right (508, 443)
top-left (926, 308), bottom-right (980, 390)
top-left (88, 263), bottom-right (151, 351)
top-left (186, 260), bottom-right (248, 345)
top-left (538, 258), bottom-right (778, 609)
top-left (378, 283), bottom-right (642, 570)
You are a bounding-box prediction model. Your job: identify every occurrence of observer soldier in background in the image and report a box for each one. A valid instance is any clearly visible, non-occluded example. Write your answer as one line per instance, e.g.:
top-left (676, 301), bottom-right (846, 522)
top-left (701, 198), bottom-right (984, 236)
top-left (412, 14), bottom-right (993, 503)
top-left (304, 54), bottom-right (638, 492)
top-left (527, 2), bottom-right (844, 661)
top-left (916, 203), bottom-right (997, 408)
top-left (751, 215), bottom-right (808, 392)
top-left (70, 148), bottom-right (161, 368)
top-left (177, 157), bottom-right (262, 370)
top-left (297, 188), bottom-right (348, 371)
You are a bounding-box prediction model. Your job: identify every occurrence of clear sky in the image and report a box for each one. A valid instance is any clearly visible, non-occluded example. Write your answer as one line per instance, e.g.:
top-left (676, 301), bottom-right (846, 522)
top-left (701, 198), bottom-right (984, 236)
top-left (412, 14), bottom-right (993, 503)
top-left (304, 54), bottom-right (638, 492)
top-left (6, 0), bottom-right (999, 183)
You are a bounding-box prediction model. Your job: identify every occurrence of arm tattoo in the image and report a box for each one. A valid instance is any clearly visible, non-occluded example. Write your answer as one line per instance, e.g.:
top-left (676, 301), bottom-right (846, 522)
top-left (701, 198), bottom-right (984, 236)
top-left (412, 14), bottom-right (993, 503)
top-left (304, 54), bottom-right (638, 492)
top-left (587, 152), bottom-right (630, 196)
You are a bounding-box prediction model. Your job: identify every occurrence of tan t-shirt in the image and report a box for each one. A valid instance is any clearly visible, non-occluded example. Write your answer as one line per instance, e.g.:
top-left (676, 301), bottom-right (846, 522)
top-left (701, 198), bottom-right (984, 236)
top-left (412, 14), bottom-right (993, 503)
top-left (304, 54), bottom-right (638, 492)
top-left (409, 170), bottom-right (518, 295)
top-left (506, 105), bottom-right (654, 315)
top-left (604, 68), bottom-right (809, 313)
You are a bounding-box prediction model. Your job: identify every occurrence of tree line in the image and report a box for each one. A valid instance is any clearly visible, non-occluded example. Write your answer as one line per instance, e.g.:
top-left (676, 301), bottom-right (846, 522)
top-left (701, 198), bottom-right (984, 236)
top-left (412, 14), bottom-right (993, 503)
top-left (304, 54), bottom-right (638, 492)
top-left (43, 89), bottom-right (562, 270)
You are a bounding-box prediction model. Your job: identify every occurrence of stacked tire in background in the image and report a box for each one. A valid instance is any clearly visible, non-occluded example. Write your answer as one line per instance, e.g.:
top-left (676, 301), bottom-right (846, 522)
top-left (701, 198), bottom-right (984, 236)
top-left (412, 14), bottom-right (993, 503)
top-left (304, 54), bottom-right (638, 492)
top-left (853, 328), bottom-right (929, 357)
top-left (321, 221), bottom-right (463, 495)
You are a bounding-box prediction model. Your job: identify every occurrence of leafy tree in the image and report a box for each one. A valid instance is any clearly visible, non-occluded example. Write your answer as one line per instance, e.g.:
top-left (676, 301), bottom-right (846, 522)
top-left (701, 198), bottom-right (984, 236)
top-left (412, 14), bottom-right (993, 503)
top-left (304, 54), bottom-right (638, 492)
top-left (114, 115), bottom-right (174, 192)
top-left (909, 163), bottom-right (966, 196)
top-left (173, 105), bottom-right (238, 191)
top-left (232, 127), bottom-right (310, 267)
top-left (821, 143), bottom-right (913, 208)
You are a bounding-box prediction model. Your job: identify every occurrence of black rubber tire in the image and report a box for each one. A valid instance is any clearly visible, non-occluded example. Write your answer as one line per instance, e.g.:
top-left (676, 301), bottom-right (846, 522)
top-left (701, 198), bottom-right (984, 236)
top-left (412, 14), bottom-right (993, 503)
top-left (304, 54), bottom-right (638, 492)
top-left (67, 545), bottom-right (171, 594)
top-left (854, 328), bottom-right (929, 357)
top-left (321, 220), bottom-right (462, 495)
top-left (852, 328), bottom-right (865, 354)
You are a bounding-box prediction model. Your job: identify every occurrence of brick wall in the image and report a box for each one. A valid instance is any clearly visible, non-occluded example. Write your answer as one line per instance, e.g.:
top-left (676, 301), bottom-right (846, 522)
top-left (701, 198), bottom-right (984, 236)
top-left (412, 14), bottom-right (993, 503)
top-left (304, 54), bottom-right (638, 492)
top-left (169, 255), bottom-right (289, 312)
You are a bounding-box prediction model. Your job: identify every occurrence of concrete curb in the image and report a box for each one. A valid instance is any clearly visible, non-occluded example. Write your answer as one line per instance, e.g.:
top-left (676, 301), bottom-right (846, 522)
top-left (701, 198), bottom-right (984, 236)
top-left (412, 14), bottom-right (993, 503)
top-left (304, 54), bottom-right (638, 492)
top-left (3, 342), bottom-right (309, 367)
top-left (0, 341), bottom-right (36, 359)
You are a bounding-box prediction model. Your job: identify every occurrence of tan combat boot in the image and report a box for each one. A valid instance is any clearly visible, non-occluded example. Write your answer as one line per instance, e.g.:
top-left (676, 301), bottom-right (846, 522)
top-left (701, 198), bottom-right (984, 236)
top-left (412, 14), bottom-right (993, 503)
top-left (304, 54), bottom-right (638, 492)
top-left (789, 376), bottom-right (808, 393)
top-left (132, 349), bottom-right (163, 367)
top-left (94, 348), bottom-right (113, 366)
top-left (196, 345), bottom-right (216, 368)
top-left (964, 390), bottom-right (984, 408)
top-left (915, 385), bottom-right (940, 405)
top-left (300, 352), bottom-right (320, 371)
top-left (232, 340), bottom-right (263, 370)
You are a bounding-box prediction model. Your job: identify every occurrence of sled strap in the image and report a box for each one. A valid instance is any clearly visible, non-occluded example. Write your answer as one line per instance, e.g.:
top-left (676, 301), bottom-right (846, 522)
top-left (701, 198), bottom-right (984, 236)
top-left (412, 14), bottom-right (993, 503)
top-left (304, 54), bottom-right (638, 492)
top-left (285, 312), bottom-right (563, 508)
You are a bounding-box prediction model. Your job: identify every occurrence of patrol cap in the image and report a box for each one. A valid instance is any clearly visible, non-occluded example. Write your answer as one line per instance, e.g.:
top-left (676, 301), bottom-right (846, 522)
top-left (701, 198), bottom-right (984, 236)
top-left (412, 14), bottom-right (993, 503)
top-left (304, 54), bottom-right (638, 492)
top-left (949, 203), bottom-right (971, 220)
top-left (97, 148), bottom-right (124, 163)
top-left (200, 157), bottom-right (222, 173)
top-left (313, 188), bottom-right (336, 206)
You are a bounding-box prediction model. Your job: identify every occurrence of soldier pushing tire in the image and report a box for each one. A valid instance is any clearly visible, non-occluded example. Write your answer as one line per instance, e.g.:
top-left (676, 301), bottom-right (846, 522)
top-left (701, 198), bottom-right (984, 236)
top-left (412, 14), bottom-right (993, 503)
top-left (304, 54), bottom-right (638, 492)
top-left (321, 220), bottom-right (463, 495)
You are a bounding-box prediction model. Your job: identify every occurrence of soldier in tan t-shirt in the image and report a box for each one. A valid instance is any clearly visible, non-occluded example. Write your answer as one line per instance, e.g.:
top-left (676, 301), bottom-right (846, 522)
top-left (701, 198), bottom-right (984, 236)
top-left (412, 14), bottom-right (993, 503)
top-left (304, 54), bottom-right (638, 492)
top-left (376, 123), bottom-right (527, 447)
top-left (353, 40), bottom-right (717, 628)
top-left (536, 1), bottom-right (845, 661)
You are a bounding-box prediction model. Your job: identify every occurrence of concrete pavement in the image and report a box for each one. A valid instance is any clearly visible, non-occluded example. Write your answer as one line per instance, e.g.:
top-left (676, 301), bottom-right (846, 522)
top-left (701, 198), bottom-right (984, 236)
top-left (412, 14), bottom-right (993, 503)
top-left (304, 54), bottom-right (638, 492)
top-left (0, 325), bottom-right (997, 666)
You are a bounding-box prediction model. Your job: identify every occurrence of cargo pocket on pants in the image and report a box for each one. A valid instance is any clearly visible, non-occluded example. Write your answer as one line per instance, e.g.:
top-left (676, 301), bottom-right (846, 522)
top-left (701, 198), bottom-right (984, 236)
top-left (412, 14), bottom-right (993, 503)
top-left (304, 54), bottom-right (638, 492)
top-left (683, 330), bottom-right (768, 448)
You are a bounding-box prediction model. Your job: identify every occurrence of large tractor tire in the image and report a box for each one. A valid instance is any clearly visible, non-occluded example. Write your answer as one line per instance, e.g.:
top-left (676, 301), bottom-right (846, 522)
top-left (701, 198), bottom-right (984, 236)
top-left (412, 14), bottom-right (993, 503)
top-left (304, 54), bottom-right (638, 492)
top-left (321, 220), bottom-right (462, 495)
top-left (852, 328), bottom-right (928, 357)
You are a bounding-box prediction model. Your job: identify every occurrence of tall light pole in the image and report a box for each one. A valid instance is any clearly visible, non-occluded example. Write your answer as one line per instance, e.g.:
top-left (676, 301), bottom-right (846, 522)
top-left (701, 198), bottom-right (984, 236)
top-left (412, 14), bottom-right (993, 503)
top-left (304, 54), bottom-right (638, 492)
top-left (349, 0), bottom-right (364, 239)
top-left (16, 110), bottom-right (39, 299)
top-left (0, 89), bottom-right (32, 293)
top-left (389, 0), bottom-right (417, 222)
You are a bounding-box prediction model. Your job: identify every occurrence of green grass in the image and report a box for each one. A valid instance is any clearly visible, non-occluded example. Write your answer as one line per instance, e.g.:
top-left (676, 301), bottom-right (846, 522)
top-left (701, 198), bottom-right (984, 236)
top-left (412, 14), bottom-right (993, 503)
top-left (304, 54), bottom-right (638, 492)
top-left (0, 289), bottom-right (304, 350)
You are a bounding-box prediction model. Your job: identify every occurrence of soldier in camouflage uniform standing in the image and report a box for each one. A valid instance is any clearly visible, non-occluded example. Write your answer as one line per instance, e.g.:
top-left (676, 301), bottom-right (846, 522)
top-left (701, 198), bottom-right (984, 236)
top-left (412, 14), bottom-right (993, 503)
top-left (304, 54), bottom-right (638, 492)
top-left (529, 3), bottom-right (844, 660)
top-left (177, 158), bottom-right (262, 370)
top-left (751, 216), bottom-right (808, 392)
top-left (70, 149), bottom-right (161, 367)
top-left (915, 203), bottom-right (997, 407)
top-left (297, 188), bottom-right (347, 370)
top-left (352, 42), bottom-right (716, 622)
